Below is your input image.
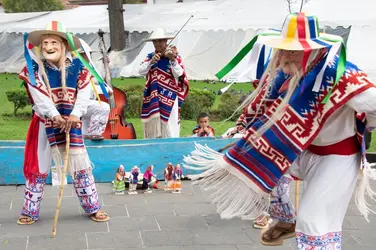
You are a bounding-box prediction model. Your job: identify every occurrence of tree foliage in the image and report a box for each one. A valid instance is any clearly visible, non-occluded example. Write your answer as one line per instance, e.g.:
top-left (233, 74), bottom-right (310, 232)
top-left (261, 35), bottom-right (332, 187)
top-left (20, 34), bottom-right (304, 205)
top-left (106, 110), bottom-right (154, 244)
top-left (3, 0), bottom-right (64, 13)
top-left (5, 89), bottom-right (30, 116)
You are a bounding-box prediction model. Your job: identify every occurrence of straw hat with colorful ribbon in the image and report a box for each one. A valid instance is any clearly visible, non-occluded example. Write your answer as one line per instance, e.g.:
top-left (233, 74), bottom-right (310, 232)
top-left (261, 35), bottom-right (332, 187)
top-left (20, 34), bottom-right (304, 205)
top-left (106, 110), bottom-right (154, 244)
top-left (23, 21), bottom-right (109, 100)
top-left (27, 21), bottom-right (81, 51)
top-left (216, 12), bottom-right (346, 103)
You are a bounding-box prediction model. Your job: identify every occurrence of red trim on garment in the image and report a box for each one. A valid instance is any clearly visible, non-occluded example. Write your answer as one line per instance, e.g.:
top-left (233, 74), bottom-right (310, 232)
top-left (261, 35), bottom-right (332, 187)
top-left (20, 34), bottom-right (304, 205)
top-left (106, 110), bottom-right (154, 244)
top-left (290, 175), bottom-right (302, 181)
top-left (24, 114), bottom-right (48, 182)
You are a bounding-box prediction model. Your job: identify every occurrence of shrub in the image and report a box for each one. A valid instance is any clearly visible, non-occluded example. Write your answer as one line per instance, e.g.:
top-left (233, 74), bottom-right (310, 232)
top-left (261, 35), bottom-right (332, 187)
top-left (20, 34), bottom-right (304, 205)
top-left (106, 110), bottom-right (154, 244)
top-left (126, 95), bottom-right (142, 118)
top-left (180, 89), bottom-right (215, 120)
top-left (5, 89), bottom-right (30, 116)
top-left (217, 92), bottom-right (245, 121)
top-left (122, 84), bottom-right (144, 96)
top-left (120, 85), bottom-right (216, 120)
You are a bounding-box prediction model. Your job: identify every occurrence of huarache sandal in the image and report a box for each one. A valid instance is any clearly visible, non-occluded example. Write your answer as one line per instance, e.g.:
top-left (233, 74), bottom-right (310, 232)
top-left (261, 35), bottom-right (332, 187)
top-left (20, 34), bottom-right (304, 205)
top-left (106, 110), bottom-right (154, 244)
top-left (17, 215), bottom-right (35, 225)
top-left (260, 222), bottom-right (296, 246)
top-left (254, 217), bottom-right (273, 229)
top-left (89, 210), bottom-right (110, 222)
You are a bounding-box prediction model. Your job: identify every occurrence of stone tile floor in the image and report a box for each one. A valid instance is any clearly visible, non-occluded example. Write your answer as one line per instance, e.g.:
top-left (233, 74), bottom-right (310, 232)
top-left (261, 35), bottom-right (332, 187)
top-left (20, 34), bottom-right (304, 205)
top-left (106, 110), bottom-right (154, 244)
top-left (0, 181), bottom-right (375, 250)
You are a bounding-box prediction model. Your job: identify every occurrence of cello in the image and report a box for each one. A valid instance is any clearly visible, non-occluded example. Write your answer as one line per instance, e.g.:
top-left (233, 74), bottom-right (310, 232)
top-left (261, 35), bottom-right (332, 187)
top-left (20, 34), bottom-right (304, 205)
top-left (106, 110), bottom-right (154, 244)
top-left (97, 29), bottom-right (136, 140)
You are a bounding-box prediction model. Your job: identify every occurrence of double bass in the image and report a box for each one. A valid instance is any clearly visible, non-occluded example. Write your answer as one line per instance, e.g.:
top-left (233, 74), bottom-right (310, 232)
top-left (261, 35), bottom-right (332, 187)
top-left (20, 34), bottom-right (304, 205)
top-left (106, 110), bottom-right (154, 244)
top-left (97, 29), bottom-right (136, 139)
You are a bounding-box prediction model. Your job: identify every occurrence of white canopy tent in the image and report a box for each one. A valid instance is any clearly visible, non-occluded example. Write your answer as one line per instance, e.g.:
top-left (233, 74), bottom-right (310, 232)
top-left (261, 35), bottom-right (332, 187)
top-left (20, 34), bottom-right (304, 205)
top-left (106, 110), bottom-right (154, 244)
top-left (0, 0), bottom-right (374, 81)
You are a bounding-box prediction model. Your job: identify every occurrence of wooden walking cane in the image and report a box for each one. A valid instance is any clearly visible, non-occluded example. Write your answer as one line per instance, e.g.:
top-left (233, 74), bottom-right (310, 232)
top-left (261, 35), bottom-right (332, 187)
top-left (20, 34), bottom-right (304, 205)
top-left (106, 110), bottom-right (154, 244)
top-left (217, 141), bottom-right (236, 153)
top-left (51, 132), bottom-right (70, 238)
top-left (295, 180), bottom-right (300, 211)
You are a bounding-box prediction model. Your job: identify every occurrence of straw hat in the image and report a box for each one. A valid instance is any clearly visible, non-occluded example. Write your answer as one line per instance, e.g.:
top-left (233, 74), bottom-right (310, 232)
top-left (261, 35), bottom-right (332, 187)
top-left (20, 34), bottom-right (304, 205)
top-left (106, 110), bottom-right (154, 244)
top-left (216, 12), bottom-right (346, 93)
top-left (256, 12), bottom-right (343, 51)
top-left (144, 28), bottom-right (174, 42)
top-left (27, 20), bottom-right (81, 51)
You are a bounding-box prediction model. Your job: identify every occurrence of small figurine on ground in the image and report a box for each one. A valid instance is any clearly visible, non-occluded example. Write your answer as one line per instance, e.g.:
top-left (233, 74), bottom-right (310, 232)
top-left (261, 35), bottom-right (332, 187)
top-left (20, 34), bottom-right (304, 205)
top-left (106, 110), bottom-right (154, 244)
top-left (143, 165), bottom-right (156, 193)
top-left (128, 166), bottom-right (140, 195)
top-left (113, 165), bottom-right (126, 195)
top-left (164, 163), bottom-right (174, 191)
top-left (172, 164), bottom-right (183, 193)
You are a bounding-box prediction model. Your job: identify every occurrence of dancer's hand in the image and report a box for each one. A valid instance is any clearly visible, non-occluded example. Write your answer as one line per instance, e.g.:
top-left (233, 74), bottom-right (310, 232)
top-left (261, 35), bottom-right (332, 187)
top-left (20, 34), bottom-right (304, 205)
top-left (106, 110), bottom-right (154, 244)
top-left (53, 115), bottom-right (66, 132)
top-left (65, 115), bottom-right (80, 133)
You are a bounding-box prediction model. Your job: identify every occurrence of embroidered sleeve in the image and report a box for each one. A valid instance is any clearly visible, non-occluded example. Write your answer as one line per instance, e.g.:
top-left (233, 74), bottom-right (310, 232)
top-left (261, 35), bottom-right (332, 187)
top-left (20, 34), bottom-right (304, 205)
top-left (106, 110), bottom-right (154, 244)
top-left (208, 126), bottom-right (215, 136)
top-left (347, 86), bottom-right (376, 131)
top-left (70, 67), bottom-right (93, 118)
top-left (192, 125), bottom-right (200, 136)
top-left (170, 55), bottom-right (184, 79)
top-left (138, 53), bottom-right (153, 76)
top-left (18, 65), bottom-right (60, 119)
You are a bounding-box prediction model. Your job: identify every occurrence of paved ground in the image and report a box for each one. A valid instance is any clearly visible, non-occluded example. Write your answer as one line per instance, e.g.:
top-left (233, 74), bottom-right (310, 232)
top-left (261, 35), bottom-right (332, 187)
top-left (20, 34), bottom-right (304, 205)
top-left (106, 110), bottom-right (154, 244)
top-left (0, 181), bottom-right (375, 250)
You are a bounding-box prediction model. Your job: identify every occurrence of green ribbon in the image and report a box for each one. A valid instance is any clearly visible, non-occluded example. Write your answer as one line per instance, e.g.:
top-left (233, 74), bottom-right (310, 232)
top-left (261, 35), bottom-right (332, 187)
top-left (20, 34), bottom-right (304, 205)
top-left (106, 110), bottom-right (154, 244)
top-left (215, 32), bottom-right (280, 80)
top-left (321, 42), bottom-right (347, 104)
top-left (215, 35), bottom-right (259, 80)
top-left (65, 32), bottom-right (109, 99)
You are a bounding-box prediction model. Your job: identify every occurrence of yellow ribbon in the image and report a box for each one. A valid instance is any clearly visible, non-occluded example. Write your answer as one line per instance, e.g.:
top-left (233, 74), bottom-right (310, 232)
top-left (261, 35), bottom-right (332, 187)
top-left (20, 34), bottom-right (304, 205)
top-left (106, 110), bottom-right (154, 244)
top-left (90, 79), bottom-right (101, 104)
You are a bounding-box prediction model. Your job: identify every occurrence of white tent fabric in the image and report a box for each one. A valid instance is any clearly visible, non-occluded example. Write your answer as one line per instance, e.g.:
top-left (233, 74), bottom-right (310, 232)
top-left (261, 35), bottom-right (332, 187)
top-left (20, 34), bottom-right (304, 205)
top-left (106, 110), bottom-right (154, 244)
top-left (0, 11), bottom-right (50, 24)
top-left (0, 0), bottom-right (375, 82)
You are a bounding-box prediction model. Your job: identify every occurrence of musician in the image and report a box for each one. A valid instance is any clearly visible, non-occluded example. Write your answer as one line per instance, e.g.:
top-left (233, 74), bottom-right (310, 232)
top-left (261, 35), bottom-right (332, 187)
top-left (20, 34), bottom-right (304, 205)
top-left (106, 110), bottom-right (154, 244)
top-left (77, 39), bottom-right (111, 140)
top-left (138, 28), bottom-right (189, 138)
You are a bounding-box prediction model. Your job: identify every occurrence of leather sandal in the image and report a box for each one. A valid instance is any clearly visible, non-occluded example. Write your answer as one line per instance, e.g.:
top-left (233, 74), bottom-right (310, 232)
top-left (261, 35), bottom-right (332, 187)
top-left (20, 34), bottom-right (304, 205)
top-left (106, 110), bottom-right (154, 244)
top-left (260, 222), bottom-right (296, 246)
top-left (254, 216), bottom-right (273, 229)
top-left (17, 215), bottom-right (35, 225)
top-left (89, 210), bottom-right (110, 222)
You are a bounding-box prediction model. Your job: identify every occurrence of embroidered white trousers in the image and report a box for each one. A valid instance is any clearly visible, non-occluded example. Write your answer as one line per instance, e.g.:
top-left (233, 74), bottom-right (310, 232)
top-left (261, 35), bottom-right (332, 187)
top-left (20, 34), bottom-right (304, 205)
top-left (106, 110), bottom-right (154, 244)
top-left (268, 174), bottom-right (296, 223)
top-left (286, 150), bottom-right (360, 249)
top-left (81, 100), bottom-right (110, 136)
top-left (21, 120), bottom-right (102, 220)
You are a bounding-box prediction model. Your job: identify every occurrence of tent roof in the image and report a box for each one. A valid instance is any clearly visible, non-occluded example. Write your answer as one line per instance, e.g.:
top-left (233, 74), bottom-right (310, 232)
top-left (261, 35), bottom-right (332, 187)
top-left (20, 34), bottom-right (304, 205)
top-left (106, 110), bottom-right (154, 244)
top-left (2, 0), bottom-right (374, 34)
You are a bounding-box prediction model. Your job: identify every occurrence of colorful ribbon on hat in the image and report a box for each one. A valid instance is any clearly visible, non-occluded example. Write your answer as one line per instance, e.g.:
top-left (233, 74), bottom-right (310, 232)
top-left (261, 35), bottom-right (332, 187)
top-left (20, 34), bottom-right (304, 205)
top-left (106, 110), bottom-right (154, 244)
top-left (321, 41), bottom-right (346, 104)
top-left (215, 35), bottom-right (259, 80)
top-left (215, 30), bottom-right (346, 105)
top-left (66, 32), bottom-right (109, 100)
top-left (23, 33), bottom-right (37, 86)
top-left (215, 31), bottom-right (280, 80)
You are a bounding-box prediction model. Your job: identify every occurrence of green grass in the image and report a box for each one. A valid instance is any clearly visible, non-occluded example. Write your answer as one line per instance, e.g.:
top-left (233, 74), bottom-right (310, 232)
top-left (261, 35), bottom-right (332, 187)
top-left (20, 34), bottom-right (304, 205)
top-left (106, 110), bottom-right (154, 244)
top-left (0, 73), bottom-right (247, 140)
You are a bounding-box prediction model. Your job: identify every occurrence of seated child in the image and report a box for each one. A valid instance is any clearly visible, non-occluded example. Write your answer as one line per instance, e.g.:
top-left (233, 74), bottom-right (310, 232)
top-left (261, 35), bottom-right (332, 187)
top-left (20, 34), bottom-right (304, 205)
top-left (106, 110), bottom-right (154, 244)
top-left (128, 166), bottom-right (140, 195)
top-left (143, 165), bottom-right (156, 193)
top-left (112, 165), bottom-right (126, 195)
top-left (171, 164), bottom-right (183, 194)
top-left (164, 163), bottom-right (174, 191)
top-left (192, 112), bottom-right (215, 137)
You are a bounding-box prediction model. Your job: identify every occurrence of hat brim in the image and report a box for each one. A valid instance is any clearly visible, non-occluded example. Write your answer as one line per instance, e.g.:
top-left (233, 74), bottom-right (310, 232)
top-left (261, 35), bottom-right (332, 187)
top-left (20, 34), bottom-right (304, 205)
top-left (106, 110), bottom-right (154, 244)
top-left (143, 36), bottom-right (174, 42)
top-left (257, 35), bottom-right (331, 51)
top-left (28, 30), bottom-right (81, 51)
